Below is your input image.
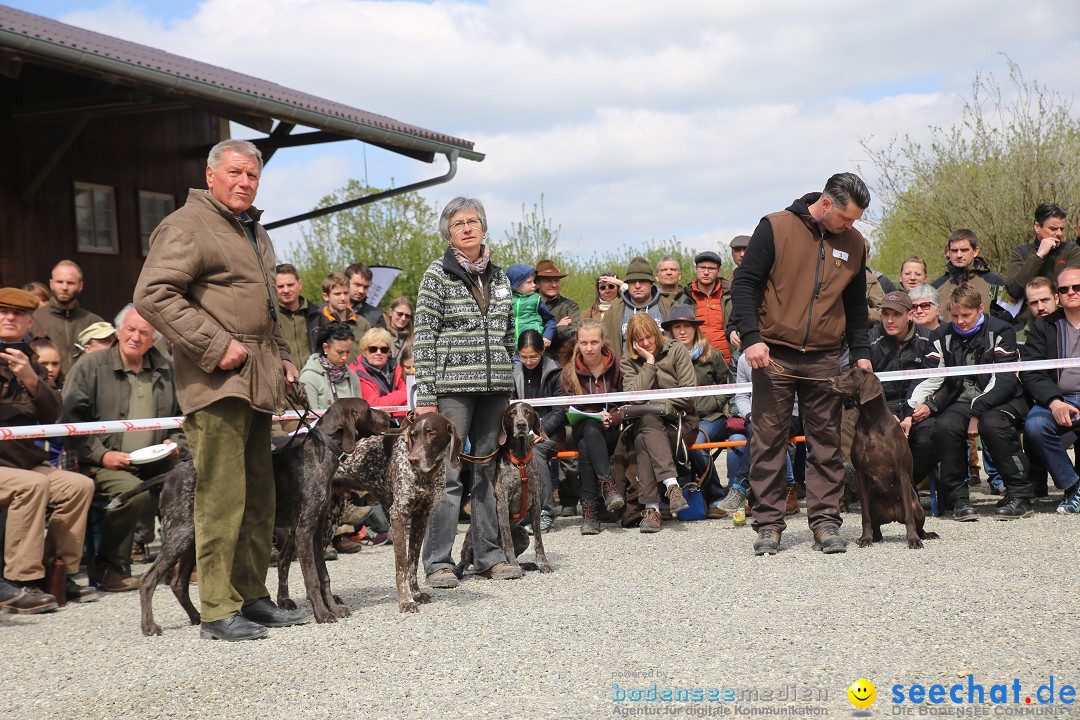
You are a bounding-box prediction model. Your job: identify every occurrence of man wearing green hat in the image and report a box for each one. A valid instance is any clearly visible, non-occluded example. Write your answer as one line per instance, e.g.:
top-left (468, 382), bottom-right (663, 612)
top-left (602, 256), bottom-right (674, 358)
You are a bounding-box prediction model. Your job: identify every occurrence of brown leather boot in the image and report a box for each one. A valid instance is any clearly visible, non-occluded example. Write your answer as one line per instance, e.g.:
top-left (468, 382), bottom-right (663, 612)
top-left (785, 485), bottom-right (799, 515)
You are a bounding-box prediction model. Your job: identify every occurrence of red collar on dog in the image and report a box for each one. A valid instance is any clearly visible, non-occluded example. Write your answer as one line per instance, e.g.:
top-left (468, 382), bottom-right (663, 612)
top-left (507, 447), bottom-right (534, 520)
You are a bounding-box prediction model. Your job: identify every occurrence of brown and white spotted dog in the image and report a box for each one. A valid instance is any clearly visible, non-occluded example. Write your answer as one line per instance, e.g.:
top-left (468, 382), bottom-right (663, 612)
top-left (333, 411), bottom-right (462, 613)
top-left (455, 402), bottom-right (553, 577)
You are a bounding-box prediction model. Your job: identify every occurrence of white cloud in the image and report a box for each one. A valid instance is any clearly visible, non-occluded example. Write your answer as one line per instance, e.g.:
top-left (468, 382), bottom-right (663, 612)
top-left (34, 0), bottom-right (1080, 268)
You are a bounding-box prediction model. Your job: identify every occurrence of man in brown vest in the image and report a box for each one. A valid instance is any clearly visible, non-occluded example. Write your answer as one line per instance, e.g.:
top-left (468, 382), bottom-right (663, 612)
top-left (730, 173), bottom-right (872, 556)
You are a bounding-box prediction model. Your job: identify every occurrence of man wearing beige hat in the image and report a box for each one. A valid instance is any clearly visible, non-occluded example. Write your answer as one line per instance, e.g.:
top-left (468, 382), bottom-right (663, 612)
top-left (0, 287), bottom-right (97, 610)
top-left (602, 256), bottom-right (674, 358)
top-left (32, 260), bottom-right (104, 377)
top-left (534, 259), bottom-right (579, 358)
top-left (76, 321), bottom-right (116, 356)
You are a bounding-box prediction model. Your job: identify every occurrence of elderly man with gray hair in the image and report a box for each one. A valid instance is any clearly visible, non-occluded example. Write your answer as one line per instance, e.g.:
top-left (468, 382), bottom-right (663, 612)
top-left (135, 139), bottom-right (306, 640)
top-left (62, 304), bottom-right (183, 592)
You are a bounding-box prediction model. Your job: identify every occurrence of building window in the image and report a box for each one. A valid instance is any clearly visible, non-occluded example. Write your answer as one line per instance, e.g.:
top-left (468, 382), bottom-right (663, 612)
top-left (74, 182), bottom-right (118, 254)
top-left (139, 191), bottom-right (176, 255)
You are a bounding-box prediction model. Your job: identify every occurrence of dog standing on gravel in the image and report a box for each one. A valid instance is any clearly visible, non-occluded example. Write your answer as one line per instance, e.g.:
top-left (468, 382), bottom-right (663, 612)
top-left (111, 398), bottom-right (388, 635)
top-left (332, 411), bottom-right (462, 612)
top-left (829, 368), bottom-right (939, 549)
top-left (455, 402), bottom-right (553, 578)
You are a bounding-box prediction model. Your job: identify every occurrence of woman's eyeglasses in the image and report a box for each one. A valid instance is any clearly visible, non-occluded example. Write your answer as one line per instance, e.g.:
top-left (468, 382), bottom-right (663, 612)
top-left (449, 218), bottom-right (483, 232)
top-left (911, 302), bottom-right (936, 311)
top-left (368, 346), bottom-right (390, 354)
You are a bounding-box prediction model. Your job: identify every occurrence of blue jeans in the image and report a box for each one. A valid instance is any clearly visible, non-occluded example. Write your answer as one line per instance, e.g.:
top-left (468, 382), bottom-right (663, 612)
top-left (731, 420), bottom-right (795, 490)
top-left (1023, 396), bottom-right (1080, 491)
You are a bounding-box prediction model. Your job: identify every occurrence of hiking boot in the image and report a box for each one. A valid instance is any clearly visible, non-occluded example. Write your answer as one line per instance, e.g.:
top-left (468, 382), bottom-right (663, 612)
top-left (952, 503), bottom-right (979, 522)
top-left (639, 508), bottom-right (662, 533)
top-left (131, 542), bottom-right (152, 564)
top-left (93, 565), bottom-right (140, 592)
top-left (482, 562), bottom-right (524, 580)
top-left (332, 535), bottom-right (362, 554)
top-left (63, 577), bottom-right (98, 603)
top-left (0, 581), bottom-right (57, 615)
top-left (994, 496), bottom-right (1033, 520)
top-left (1057, 482), bottom-right (1080, 515)
top-left (323, 546), bottom-right (339, 562)
top-left (785, 485), bottom-right (799, 515)
top-left (560, 504), bottom-right (580, 517)
top-left (580, 501), bottom-right (602, 535)
top-left (665, 484), bottom-right (689, 514)
top-left (706, 502), bottom-right (726, 519)
top-left (426, 569), bottom-right (459, 589)
top-left (716, 485), bottom-right (746, 514)
top-left (598, 474), bottom-right (624, 512)
top-left (753, 529), bottom-right (781, 556)
top-left (812, 525), bottom-right (847, 553)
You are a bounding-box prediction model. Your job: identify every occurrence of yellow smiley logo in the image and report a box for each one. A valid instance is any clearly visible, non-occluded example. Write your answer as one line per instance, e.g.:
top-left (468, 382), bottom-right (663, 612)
top-left (848, 678), bottom-right (876, 709)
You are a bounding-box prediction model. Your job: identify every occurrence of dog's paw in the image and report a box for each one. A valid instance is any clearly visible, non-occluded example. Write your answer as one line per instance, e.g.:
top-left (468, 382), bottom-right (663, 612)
top-left (399, 600), bottom-right (420, 613)
top-left (856, 538), bottom-right (874, 548)
top-left (538, 563), bottom-right (554, 574)
top-left (313, 611), bottom-right (338, 624)
top-left (907, 537), bottom-right (925, 549)
top-left (278, 598), bottom-right (297, 611)
top-left (923, 531), bottom-right (941, 540)
top-left (331, 603), bottom-right (351, 619)
top-left (143, 623), bottom-right (163, 637)
top-left (413, 592), bottom-right (431, 604)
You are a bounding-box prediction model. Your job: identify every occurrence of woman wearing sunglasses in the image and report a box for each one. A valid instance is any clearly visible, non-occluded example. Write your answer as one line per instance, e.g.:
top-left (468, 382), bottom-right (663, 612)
top-left (350, 328), bottom-right (408, 418)
top-left (385, 296), bottom-right (414, 362)
top-left (583, 272), bottom-right (623, 321)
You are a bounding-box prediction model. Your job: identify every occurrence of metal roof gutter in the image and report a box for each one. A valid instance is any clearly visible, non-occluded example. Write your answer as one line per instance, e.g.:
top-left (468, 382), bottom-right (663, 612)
top-left (0, 28), bottom-right (485, 163)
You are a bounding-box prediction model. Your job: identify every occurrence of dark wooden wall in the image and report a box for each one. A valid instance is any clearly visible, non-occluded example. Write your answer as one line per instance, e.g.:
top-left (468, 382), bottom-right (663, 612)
top-left (0, 62), bottom-right (224, 318)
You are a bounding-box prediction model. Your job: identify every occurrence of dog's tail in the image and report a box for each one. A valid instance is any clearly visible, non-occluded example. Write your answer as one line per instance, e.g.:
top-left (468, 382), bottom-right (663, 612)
top-left (106, 474), bottom-right (168, 510)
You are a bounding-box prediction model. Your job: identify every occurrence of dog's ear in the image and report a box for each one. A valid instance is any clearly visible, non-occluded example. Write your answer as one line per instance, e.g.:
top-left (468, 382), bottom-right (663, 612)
top-left (448, 422), bottom-right (463, 469)
top-left (858, 368), bottom-right (884, 405)
top-left (339, 403), bottom-right (361, 455)
top-left (497, 412), bottom-right (509, 446)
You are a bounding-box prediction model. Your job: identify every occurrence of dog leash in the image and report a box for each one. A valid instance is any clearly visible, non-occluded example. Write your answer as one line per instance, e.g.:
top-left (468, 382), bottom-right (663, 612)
top-left (459, 448), bottom-right (499, 465)
top-left (506, 447), bottom-right (534, 521)
top-left (281, 388), bottom-right (350, 462)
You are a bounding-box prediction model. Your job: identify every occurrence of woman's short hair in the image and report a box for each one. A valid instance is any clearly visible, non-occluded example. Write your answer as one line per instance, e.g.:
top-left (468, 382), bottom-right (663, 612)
top-left (359, 327), bottom-right (392, 351)
top-left (946, 283), bottom-right (983, 311)
top-left (624, 314), bottom-right (664, 361)
top-left (316, 322), bottom-right (355, 351)
top-left (907, 283), bottom-right (939, 306)
top-left (439, 197), bottom-right (488, 241)
top-left (517, 329), bottom-right (544, 354)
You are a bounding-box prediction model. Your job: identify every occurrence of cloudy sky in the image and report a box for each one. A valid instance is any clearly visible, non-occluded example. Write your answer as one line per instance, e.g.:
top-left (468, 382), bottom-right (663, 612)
top-left (10, 0), bottom-right (1080, 265)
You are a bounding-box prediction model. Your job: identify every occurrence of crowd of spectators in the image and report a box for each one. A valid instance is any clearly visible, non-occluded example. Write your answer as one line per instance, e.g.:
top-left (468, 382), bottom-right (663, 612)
top-left (3, 196), bottom-right (1079, 617)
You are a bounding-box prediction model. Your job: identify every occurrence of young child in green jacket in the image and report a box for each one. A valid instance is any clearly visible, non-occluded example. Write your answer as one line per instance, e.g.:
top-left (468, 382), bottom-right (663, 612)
top-left (507, 263), bottom-right (557, 348)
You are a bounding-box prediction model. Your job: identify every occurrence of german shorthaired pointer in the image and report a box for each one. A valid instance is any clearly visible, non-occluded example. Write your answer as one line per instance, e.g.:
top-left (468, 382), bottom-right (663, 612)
top-left (455, 402), bottom-right (553, 577)
top-left (332, 411), bottom-right (461, 613)
top-left (110, 398), bottom-right (390, 634)
top-left (829, 368), bottom-right (940, 549)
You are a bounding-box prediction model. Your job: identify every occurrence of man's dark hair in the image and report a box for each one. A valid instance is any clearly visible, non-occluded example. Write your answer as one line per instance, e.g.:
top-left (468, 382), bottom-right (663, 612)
top-left (275, 263), bottom-right (300, 279)
top-left (344, 262), bottom-right (373, 281)
top-left (947, 228), bottom-right (979, 250)
top-left (823, 172), bottom-right (870, 210)
top-left (1034, 202), bottom-right (1067, 226)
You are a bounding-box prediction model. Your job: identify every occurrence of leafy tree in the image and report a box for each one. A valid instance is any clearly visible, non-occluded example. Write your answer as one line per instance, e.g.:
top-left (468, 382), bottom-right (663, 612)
top-left (285, 180), bottom-right (443, 307)
top-left (490, 195), bottom-right (560, 266)
top-left (861, 59), bottom-right (1080, 283)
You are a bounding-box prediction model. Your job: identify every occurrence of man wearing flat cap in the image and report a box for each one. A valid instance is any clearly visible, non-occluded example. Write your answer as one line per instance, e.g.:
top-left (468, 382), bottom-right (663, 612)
top-left (674, 250), bottom-right (733, 364)
top-left (534, 259), bottom-right (580, 358)
top-left (602, 256), bottom-right (673, 358)
top-left (0, 287), bottom-right (97, 609)
top-left (729, 235), bottom-right (750, 268)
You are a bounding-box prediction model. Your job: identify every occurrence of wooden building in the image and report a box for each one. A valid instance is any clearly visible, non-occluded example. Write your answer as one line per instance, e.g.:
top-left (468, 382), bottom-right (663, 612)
top-left (0, 5), bottom-right (483, 315)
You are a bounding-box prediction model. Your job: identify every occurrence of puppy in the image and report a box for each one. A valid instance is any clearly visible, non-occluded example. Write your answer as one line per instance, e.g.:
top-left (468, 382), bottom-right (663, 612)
top-left (829, 367), bottom-right (940, 549)
top-left (455, 402), bottom-right (552, 577)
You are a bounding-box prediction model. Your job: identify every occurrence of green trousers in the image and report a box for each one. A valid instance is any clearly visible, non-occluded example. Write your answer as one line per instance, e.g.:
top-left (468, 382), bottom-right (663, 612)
top-left (184, 398), bottom-right (275, 622)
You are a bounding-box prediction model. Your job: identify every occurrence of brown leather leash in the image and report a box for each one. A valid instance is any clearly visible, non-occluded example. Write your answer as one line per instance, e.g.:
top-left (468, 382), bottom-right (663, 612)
top-left (766, 359), bottom-right (836, 382)
top-left (459, 448), bottom-right (499, 465)
top-left (506, 447), bottom-right (534, 520)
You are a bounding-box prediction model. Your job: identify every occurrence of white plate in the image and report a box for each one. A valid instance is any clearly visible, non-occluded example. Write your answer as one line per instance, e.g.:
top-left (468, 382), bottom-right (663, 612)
top-left (128, 444), bottom-right (172, 464)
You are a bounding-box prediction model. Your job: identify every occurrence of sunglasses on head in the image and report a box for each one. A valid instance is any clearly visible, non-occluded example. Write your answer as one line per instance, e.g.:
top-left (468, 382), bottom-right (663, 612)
top-left (368, 345), bottom-right (390, 354)
top-left (1058, 284), bottom-right (1080, 295)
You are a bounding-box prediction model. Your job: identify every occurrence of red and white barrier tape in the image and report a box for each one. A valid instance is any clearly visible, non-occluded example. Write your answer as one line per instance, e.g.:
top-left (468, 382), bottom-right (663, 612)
top-left (3, 355), bottom-right (1078, 441)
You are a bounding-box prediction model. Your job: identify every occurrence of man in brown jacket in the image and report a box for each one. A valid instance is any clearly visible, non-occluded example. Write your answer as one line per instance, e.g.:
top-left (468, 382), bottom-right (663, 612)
top-left (730, 172), bottom-right (872, 556)
top-left (135, 139), bottom-right (306, 641)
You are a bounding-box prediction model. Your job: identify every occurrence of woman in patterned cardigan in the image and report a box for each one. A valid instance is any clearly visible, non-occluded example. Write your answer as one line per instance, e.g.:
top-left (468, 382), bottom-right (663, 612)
top-left (413, 196), bottom-right (520, 588)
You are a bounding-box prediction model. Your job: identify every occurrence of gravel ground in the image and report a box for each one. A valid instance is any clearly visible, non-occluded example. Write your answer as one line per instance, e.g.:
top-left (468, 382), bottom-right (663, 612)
top-left (2, 485), bottom-right (1077, 720)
